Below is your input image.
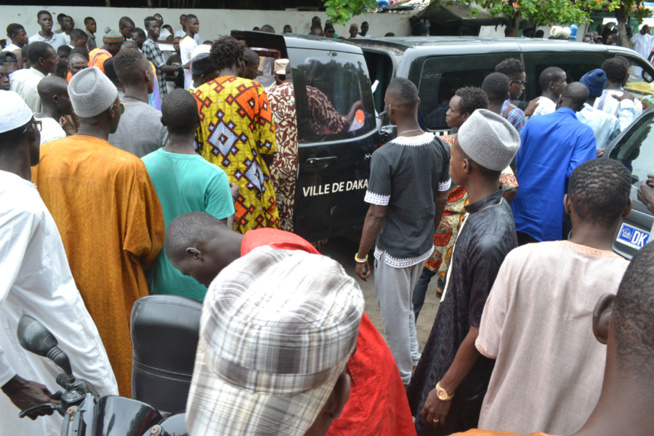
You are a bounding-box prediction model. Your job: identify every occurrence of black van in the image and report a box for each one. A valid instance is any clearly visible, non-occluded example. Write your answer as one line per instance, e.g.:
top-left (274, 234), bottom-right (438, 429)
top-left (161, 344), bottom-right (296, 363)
top-left (350, 36), bottom-right (654, 133)
top-left (232, 31), bottom-right (379, 242)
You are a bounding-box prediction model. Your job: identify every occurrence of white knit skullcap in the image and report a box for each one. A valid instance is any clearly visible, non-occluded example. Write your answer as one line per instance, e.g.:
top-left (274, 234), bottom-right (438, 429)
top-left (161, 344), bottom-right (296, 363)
top-left (457, 109), bottom-right (520, 171)
top-left (0, 91), bottom-right (32, 133)
top-left (68, 67), bottom-right (118, 118)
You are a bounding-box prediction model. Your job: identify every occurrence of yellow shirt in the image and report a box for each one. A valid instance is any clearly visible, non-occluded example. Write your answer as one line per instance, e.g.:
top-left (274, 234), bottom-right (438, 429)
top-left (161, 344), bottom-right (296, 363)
top-left (193, 75), bottom-right (279, 233)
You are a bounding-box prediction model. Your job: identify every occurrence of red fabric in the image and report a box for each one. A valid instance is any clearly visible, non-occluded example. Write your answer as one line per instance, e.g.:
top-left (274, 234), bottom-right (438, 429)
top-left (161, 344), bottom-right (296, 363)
top-left (241, 228), bottom-right (318, 256)
top-left (240, 228), bottom-right (416, 436)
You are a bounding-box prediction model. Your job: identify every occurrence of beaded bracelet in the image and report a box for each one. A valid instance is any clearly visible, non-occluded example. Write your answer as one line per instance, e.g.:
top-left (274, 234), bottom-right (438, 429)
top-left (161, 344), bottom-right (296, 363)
top-left (354, 253), bottom-right (369, 263)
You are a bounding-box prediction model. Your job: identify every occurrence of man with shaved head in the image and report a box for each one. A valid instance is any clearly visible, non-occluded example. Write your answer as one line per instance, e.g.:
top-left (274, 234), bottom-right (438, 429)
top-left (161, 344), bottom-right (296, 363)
top-left (35, 75), bottom-right (71, 144)
top-left (118, 16), bottom-right (135, 41)
top-left (527, 66), bottom-right (567, 117)
top-left (512, 82), bottom-right (597, 244)
top-left (242, 48), bottom-right (259, 81)
top-left (165, 212), bottom-right (417, 436)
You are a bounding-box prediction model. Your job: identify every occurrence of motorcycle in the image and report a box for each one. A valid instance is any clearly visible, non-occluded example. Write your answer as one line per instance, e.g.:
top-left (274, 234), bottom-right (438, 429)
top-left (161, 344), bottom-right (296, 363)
top-left (16, 314), bottom-right (188, 436)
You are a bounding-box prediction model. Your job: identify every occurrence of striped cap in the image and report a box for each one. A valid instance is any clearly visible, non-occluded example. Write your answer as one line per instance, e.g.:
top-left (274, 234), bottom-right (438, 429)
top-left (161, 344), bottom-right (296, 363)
top-left (185, 246), bottom-right (364, 435)
top-left (103, 26), bottom-right (124, 44)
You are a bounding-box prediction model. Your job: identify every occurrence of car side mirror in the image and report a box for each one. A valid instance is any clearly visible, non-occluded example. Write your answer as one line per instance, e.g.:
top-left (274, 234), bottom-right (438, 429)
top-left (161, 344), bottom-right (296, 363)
top-left (17, 315), bottom-right (73, 377)
top-left (642, 69), bottom-right (653, 83)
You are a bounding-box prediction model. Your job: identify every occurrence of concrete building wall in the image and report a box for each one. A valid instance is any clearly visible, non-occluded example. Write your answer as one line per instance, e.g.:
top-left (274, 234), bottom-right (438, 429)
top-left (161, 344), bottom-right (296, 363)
top-left (0, 5), bottom-right (413, 41)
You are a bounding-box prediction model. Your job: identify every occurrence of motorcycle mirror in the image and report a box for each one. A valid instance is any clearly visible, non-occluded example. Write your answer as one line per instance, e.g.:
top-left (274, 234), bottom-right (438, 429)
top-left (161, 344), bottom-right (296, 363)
top-left (17, 315), bottom-right (73, 377)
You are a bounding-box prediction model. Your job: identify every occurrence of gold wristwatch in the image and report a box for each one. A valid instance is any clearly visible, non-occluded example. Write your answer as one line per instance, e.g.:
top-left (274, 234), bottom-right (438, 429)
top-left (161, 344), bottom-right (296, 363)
top-left (435, 382), bottom-right (454, 401)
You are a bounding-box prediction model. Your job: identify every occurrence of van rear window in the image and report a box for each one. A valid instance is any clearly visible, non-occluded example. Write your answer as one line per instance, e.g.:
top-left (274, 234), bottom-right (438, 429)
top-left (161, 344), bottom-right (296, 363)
top-left (287, 48), bottom-right (376, 143)
top-left (417, 54), bottom-right (509, 131)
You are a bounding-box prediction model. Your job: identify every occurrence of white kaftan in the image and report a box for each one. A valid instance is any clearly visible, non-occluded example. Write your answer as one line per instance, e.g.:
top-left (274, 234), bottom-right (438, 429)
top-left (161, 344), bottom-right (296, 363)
top-left (476, 241), bottom-right (628, 435)
top-left (0, 170), bottom-right (118, 436)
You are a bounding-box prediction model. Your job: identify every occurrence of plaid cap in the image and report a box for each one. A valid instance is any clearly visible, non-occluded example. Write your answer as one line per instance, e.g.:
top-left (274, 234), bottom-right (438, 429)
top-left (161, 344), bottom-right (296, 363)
top-left (185, 246), bottom-right (364, 436)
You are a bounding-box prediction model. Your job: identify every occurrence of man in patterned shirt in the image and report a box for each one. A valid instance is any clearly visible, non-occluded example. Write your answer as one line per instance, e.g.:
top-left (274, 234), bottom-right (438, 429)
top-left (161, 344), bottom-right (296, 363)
top-left (142, 16), bottom-right (178, 101)
top-left (494, 58), bottom-right (527, 134)
top-left (193, 36), bottom-right (279, 233)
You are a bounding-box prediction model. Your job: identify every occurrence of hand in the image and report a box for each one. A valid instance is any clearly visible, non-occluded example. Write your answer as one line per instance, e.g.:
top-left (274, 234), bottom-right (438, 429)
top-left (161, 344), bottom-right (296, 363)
top-left (596, 148), bottom-right (605, 158)
top-left (637, 179), bottom-right (654, 214)
top-left (355, 260), bottom-right (370, 281)
top-left (1, 375), bottom-right (55, 420)
top-left (420, 387), bottom-right (452, 428)
top-left (229, 182), bottom-right (240, 200)
top-left (524, 97), bottom-right (540, 117)
top-left (613, 91), bottom-right (635, 102)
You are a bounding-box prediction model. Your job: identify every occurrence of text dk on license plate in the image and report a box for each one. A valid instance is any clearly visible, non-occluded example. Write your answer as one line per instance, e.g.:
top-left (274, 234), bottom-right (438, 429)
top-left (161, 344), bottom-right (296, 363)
top-left (617, 222), bottom-right (649, 250)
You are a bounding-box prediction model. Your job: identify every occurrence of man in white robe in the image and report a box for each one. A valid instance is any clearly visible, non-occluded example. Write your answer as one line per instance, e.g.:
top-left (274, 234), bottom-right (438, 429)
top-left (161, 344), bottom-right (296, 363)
top-left (0, 91), bottom-right (117, 436)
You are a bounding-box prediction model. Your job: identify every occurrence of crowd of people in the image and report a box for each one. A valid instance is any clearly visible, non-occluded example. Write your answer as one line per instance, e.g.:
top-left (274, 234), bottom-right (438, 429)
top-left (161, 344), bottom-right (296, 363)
top-left (1, 8), bottom-right (654, 436)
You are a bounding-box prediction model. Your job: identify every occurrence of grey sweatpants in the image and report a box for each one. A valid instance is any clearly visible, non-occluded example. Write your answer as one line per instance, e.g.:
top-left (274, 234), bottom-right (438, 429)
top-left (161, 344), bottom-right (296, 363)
top-left (374, 251), bottom-right (423, 385)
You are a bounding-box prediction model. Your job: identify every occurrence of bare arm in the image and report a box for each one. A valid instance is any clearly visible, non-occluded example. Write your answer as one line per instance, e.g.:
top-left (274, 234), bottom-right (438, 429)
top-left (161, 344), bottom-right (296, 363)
top-left (420, 326), bottom-right (481, 427)
top-left (434, 189), bottom-right (448, 232)
top-left (502, 187), bottom-right (517, 204)
top-left (355, 204), bottom-right (387, 280)
top-left (159, 64), bottom-right (179, 74)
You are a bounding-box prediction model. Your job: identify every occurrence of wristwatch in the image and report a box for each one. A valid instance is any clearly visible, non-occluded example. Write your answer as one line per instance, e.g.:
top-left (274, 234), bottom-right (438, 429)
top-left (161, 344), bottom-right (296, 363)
top-left (435, 382), bottom-right (454, 401)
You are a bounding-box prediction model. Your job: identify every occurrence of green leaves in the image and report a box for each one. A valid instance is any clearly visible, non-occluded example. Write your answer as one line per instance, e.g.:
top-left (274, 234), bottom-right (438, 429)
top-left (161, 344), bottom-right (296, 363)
top-left (324, 0), bottom-right (379, 25)
top-left (322, 0), bottom-right (644, 32)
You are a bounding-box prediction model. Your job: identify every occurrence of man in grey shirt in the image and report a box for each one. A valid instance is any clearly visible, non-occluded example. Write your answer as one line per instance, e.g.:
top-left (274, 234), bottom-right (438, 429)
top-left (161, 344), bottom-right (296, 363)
top-left (355, 78), bottom-right (450, 385)
top-left (84, 17), bottom-right (97, 51)
top-left (109, 48), bottom-right (167, 157)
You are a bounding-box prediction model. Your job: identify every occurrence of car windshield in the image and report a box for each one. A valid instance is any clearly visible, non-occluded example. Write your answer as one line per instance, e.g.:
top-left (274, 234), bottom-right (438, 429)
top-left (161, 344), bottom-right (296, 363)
top-left (609, 111), bottom-right (654, 186)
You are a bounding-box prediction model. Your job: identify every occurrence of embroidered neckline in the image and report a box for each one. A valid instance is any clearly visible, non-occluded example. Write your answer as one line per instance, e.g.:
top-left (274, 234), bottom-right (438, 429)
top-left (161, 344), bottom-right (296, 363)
top-left (391, 132), bottom-right (434, 146)
top-left (560, 240), bottom-right (623, 258)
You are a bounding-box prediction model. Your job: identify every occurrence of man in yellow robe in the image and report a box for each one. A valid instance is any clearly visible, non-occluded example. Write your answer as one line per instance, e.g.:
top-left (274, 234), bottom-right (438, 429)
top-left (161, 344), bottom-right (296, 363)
top-left (33, 67), bottom-right (164, 396)
top-left (193, 36), bottom-right (279, 234)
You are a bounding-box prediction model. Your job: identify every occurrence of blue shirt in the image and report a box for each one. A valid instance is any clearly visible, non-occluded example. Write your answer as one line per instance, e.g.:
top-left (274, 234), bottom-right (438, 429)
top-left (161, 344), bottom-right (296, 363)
top-left (512, 107), bottom-right (597, 241)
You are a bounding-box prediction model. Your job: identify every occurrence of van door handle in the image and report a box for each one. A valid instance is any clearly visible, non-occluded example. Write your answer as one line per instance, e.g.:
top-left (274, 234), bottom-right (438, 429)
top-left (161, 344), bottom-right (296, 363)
top-left (306, 156), bottom-right (337, 165)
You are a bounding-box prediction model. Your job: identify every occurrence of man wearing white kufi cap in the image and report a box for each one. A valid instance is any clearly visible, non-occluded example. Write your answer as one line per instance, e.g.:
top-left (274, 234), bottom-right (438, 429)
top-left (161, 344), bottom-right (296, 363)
top-left (0, 91), bottom-right (117, 436)
top-left (408, 109), bottom-right (520, 435)
top-left (32, 67), bottom-right (165, 396)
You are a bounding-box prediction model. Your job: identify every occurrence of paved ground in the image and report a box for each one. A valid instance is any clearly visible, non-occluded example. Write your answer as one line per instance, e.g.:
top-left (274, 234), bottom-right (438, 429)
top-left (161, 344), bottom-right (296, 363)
top-left (321, 237), bottom-right (441, 350)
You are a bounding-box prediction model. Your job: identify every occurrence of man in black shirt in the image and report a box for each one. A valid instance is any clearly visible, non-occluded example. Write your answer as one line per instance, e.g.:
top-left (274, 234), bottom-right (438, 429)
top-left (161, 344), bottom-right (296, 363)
top-left (407, 109), bottom-right (520, 435)
top-left (355, 78), bottom-right (450, 386)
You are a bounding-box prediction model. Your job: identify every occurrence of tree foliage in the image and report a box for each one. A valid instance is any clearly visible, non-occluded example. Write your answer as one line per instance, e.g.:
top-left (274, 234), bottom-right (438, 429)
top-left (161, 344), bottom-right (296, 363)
top-left (323, 0), bottom-right (642, 28)
top-left (475, 0), bottom-right (621, 27)
top-left (324, 0), bottom-right (379, 25)
top-left (323, 0), bottom-right (653, 48)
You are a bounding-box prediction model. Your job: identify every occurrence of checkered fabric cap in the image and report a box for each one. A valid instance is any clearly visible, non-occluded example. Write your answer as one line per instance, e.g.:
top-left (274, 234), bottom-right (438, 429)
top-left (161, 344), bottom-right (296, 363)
top-left (185, 246), bottom-right (364, 436)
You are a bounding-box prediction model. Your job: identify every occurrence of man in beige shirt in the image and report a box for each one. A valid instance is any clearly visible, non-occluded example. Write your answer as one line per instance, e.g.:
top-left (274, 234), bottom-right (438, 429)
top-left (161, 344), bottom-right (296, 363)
top-left (476, 158), bottom-right (632, 435)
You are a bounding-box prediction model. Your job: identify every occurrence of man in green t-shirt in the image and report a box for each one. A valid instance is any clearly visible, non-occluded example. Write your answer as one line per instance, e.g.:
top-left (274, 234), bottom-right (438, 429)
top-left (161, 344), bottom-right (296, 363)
top-left (142, 89), bottom-right (235, 301)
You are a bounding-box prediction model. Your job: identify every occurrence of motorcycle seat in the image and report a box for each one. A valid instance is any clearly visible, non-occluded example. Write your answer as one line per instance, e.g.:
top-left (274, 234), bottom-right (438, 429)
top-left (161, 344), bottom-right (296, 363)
top-left (131, 295), bottom-right (202, 414)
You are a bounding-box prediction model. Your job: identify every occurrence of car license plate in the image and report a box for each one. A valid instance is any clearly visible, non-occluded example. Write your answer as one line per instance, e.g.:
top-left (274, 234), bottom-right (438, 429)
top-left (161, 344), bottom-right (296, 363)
top-left (616, 222), bottom-right (650, 250)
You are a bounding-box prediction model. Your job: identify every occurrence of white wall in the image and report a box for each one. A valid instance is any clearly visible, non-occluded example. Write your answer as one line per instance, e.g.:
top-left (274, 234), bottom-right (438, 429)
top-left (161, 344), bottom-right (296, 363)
top-left (0, 5), bottom-right (413, 41)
